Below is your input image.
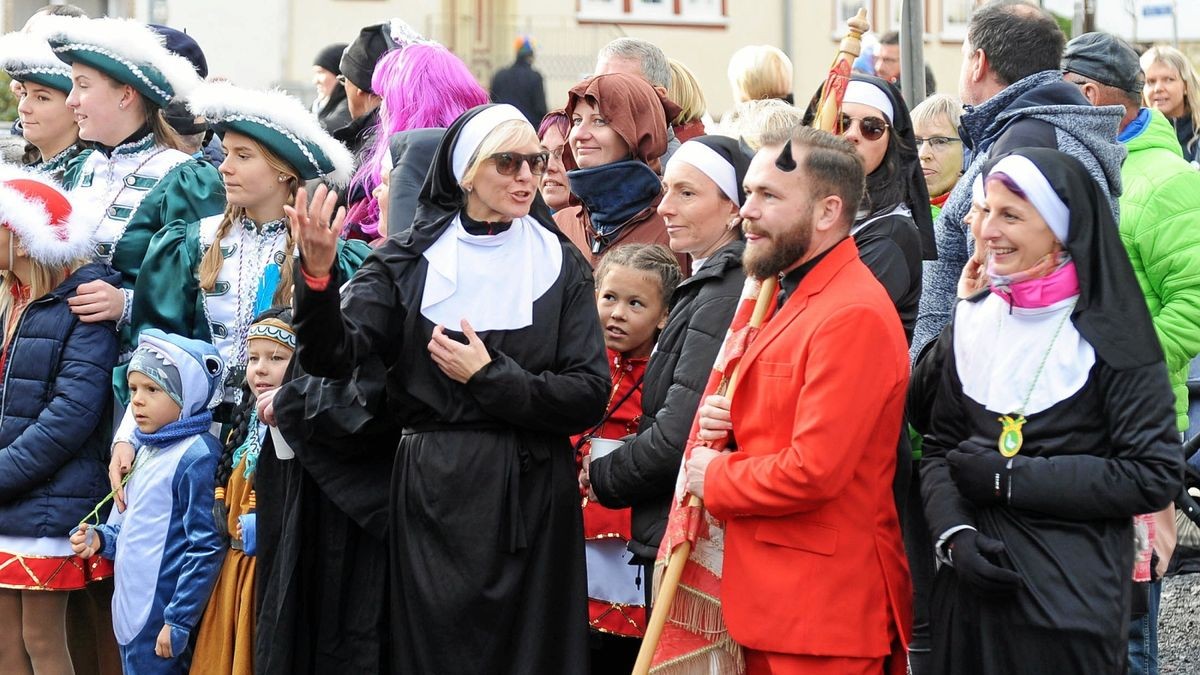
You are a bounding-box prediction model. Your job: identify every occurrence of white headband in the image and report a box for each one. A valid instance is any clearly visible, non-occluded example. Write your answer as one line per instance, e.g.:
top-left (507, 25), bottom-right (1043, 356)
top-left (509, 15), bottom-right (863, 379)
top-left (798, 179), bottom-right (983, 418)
top-left (986, 154), bottom-right (1070, 243)
top-left (668, 141), bottom-right (741, 205)
top-left (451, 104), bottom-right (528, 182)
top-left (843, 80), bottom-right (894, 124)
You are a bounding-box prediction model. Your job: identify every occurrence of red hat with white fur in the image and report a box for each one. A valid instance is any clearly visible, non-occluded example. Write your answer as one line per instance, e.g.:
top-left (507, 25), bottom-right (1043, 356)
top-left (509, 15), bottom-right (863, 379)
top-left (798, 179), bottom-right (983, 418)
top-left (0, 170), bottom-right (93, 266)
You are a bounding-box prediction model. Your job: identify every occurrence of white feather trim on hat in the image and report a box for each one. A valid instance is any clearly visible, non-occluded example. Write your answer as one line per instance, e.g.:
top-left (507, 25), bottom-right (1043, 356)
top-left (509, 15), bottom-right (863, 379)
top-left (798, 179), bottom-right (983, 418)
top-left (0, 169), bottom-right (96, 266)
top-left (41, 16), bottom-right (201, 103)
top-left (0, 31), bottom-right (70, 83)
top-left (188, 81), bottom-right (356, 187)
top-left (389, 19), bottom-right (430, 48)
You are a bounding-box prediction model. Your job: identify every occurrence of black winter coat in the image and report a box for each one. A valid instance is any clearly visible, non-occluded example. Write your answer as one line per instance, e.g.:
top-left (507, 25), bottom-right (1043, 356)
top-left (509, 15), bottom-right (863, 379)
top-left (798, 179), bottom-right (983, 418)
top-left (590, 240), bottom-right (746, 560)
top-left (0, 263), bottom-right (120, 538)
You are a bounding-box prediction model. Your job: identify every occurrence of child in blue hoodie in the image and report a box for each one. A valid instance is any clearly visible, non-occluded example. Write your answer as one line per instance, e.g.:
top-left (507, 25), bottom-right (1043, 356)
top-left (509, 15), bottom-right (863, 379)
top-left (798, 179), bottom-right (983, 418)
top-left (71, 329), bottom-right (226, 674)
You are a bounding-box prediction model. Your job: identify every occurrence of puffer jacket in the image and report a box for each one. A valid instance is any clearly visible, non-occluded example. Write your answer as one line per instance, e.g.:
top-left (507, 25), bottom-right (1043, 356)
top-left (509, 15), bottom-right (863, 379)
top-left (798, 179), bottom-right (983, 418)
top-left (590, 240), bottom-right (745, 560)
top-left (1119, 108), bottom-right (1200, 432)
top-left (0, 263), bottom-right (120, 538)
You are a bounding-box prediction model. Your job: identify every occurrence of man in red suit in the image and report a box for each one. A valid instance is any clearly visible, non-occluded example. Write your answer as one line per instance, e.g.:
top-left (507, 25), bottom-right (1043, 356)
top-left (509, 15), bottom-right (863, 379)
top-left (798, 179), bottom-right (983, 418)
top-left (686, 126), bottom-right (913, 675)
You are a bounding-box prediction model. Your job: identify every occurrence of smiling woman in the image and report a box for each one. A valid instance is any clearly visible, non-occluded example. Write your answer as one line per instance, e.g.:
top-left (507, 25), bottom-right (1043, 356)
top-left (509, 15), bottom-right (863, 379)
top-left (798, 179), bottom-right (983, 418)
top-left (0, 30), bottom-right (81, 177)
top-left (284, 102), bottom-right (609, 674)
top-left (554, 72), bottom-right (685, 271)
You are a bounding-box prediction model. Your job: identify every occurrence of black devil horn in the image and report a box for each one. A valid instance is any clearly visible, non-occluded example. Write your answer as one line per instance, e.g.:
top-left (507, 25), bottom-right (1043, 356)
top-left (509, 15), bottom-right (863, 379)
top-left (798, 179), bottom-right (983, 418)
top-left (774, 139), bottom-right (796, 172)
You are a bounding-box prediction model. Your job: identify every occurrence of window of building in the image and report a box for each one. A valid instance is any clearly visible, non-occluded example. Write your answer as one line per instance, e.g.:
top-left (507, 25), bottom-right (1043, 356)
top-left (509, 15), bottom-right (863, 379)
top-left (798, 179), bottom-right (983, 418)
top-left (577, 0), bottom-right (728, 26)
top-left (941, 0), bottom-right (975, 40)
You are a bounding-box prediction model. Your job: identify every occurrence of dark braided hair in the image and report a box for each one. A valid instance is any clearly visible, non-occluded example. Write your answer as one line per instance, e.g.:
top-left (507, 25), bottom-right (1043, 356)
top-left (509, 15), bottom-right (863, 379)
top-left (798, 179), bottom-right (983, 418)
top-left (213, 306), bottom-right (294, 494)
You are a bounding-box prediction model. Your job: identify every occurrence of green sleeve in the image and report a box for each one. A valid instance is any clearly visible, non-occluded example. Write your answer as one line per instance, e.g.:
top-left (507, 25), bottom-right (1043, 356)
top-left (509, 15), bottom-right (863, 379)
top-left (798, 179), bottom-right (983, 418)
top-left (58, 149), bottom-right (94, 189)
top-left (334, 238), bottom-right (373, 280)
top-left (130, 219), bottom-right (205, 342)
top-left (111, 160), bottom-right (225, 289)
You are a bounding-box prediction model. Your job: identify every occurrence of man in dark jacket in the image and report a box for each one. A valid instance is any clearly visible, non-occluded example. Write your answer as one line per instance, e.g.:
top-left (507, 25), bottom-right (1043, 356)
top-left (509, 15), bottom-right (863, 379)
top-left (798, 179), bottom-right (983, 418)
top-left (489, 37), bottom-right (547, 126)
top-left (911, 0), bottom-right (1126, 360)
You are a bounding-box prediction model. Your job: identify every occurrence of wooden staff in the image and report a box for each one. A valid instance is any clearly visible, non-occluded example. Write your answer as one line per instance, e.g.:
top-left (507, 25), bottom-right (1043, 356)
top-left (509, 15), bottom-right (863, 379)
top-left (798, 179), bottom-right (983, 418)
top-left (632, 10), bottom-right (870, 675)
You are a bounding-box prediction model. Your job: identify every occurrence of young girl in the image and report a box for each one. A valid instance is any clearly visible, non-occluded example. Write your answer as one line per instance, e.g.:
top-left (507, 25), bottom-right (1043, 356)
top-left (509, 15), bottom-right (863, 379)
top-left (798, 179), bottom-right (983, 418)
top-left (191, 308), bottom-right (294, 675)
top-left (41, 16), bottom-right (224, 342)
top-left (107, 81), bottom-right (370, 481)
top-left (0, 28), bottom-right (84, 179)
top-left (577, 243), bottom-right (680, 674)
top-left (0, 170), bottom-right (118, 674)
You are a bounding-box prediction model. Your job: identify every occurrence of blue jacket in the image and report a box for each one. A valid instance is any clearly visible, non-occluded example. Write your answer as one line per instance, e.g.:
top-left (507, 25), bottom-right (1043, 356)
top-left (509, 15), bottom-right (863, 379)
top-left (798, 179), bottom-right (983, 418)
top-left (0, 263), bottom-right (120, 538)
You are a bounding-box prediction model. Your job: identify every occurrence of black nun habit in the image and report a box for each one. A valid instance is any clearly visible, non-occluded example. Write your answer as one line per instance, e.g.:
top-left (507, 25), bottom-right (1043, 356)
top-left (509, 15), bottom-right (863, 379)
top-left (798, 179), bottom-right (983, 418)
top-left (918, 147), bottom-right (1181, 675)
top-left (290, 103), bottom-right (609, 675)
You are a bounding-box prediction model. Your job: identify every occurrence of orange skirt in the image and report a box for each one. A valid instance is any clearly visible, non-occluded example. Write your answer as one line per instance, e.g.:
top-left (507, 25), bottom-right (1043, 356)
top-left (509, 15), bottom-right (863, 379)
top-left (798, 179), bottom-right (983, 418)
top-left (191, 548), bottom-right (255, 675)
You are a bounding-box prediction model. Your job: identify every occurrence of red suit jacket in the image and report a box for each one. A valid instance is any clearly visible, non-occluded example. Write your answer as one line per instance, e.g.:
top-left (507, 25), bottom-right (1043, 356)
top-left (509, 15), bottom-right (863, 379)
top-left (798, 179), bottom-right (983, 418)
top-left (705, 237), bottom-right (913, 659)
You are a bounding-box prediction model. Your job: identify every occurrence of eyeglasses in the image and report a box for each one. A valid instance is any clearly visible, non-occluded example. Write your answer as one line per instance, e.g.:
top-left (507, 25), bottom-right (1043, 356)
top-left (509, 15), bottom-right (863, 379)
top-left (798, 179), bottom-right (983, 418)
top-left (914, 136), bottom-right (961, 151)
top-left (336, 74), bottom-right (347, 85)
top-left (489, 151), bottom-right (550, 176)
top-left (839, 114), bottom-right (890, 141)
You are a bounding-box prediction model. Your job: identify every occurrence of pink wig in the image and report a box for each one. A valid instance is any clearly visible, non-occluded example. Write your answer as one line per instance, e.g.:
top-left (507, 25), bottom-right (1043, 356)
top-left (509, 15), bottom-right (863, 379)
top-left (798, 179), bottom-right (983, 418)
top-left (347, 43), bottom-right (490, 235)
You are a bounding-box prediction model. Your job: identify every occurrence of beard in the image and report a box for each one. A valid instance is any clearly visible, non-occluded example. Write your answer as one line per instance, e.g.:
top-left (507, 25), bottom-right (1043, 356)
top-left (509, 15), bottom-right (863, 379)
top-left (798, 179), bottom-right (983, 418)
top-left (742, 215), bottom-right (813, 280)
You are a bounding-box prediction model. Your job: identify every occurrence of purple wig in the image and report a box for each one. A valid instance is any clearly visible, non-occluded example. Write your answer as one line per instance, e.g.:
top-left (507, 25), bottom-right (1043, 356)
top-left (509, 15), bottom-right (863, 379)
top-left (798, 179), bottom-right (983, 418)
top-left (347, 42), bottom-right (490, 235)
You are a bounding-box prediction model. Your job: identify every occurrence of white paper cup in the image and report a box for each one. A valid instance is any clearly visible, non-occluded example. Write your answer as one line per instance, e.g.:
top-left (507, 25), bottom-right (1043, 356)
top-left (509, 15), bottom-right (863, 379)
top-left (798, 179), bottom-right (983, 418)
top-left (589, 437), bottom-right (624, 460)
top-left (270, 426), bottom-right (295, 460)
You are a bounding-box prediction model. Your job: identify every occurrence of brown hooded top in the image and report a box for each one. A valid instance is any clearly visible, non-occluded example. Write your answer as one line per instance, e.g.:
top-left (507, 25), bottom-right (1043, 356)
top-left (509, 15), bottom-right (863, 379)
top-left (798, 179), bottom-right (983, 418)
top-left (562, 72), bottom-right (682, 174)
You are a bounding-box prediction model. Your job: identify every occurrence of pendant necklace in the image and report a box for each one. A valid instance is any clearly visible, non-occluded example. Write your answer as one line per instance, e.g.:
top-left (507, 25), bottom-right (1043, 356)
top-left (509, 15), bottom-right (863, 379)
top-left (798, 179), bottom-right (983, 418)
top-left (997, 300), bottom-right (1076, 458)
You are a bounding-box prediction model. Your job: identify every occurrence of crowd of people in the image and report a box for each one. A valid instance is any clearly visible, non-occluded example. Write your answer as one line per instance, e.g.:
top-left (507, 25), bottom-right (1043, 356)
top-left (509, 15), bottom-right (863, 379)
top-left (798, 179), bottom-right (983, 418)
top-left (0, 1), bottom-right (1198, 674)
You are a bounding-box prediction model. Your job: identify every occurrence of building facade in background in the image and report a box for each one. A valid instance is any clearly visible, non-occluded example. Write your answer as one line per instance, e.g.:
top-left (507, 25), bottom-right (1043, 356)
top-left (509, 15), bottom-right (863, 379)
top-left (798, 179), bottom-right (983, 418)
top-left (1, 0), bottom-right (1196, 121)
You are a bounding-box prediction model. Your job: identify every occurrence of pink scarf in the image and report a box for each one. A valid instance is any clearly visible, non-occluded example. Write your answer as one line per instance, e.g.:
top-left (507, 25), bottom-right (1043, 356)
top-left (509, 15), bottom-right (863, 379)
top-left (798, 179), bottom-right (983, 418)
top-left (989, 254), bottom-right (1079, 308)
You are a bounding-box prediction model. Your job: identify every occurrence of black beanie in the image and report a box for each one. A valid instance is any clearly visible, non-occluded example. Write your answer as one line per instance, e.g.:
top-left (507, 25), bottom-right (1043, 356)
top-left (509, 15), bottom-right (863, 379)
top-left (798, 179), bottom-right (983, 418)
top-left (339, 23), bottom-right (394, 93)
top-left (314, 43), bottom-right (347, 76)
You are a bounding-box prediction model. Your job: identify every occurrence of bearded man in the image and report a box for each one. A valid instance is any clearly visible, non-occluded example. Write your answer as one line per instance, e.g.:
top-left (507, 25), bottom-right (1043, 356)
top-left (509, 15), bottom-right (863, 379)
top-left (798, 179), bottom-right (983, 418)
top-left (684, 126), bottom-right (913, 675)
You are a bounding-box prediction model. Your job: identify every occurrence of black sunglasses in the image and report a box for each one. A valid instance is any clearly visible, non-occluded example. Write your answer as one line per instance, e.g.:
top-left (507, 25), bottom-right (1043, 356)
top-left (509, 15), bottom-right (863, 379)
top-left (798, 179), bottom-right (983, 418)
top-left (489, 151), bottom-right (549, 176)
top-left (839, 114), bottom-right (890, 141)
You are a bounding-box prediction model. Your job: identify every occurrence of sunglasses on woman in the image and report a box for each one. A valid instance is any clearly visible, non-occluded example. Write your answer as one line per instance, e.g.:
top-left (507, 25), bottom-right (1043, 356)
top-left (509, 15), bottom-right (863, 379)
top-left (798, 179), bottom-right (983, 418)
top-left (489, 151), bottom-right (550, 176)
top-left (839, 114), bottom-right (890, 142)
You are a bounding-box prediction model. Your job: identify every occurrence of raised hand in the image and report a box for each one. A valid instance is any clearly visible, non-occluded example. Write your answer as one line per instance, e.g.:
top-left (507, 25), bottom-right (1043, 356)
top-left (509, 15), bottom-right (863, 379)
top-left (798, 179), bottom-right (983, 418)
top-left (286, 184), bottom-right (344, 279)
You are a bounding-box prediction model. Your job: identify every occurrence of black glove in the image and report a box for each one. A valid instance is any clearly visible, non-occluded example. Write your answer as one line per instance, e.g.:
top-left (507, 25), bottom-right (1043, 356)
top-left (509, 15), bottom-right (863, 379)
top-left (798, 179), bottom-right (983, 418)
top-left (947, 439), bottom-right (1016, 507)
top-left (947, 529), bottom-right (1023, 596)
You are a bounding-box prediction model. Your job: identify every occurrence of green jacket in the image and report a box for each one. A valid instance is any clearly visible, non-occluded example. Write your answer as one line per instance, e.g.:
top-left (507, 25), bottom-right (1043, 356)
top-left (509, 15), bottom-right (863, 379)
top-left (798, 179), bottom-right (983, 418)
top-left (1119, 108), bottom-right (1200, 431)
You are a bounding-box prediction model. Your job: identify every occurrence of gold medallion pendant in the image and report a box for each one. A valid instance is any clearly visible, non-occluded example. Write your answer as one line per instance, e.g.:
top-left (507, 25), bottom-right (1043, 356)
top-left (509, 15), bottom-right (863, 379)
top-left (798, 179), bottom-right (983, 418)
top-left (997, 414), bottom-right (1026, 458)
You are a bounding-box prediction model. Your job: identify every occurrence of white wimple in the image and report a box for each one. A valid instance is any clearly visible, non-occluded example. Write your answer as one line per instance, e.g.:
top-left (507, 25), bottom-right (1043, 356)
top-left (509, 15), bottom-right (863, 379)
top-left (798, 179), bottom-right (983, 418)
top-left (0, 167), bottom-right (97, 266)
top-left (40, 16), bottom-right (200, 101)
top-left (188, 81), bottom-right (356, 187)
top-left (0, 31), bottom-right (70, 82)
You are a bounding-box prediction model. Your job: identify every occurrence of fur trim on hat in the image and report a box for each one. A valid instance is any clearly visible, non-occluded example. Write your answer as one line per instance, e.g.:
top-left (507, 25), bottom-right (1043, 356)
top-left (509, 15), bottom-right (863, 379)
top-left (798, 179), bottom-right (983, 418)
top-left (42, 16), bottom-right (201, 103)
top-left (0, 30), bottom-right (71, 85)
top-left (0, 169), bottom-right (96, 266)
top-left (389, 19), bottom-right (429, 49)
top-left (188, 81), bottom-right (356, 186)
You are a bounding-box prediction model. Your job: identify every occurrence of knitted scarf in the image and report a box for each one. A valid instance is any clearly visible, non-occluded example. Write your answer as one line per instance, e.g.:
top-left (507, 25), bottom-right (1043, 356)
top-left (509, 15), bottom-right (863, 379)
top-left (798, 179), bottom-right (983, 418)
top-left (133, 410), bottom-right (214, 448)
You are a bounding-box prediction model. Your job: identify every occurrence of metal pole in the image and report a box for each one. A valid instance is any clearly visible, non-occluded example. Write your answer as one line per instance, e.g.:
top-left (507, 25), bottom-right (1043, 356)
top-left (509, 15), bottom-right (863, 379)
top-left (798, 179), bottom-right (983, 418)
top-left (900, 0), bottom-right (927, 105)
top-left (1172, 0), bottom-right (1180, 48)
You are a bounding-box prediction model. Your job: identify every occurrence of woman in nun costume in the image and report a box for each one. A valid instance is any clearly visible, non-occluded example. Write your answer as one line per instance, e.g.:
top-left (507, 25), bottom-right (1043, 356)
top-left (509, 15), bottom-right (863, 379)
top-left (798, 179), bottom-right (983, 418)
top-left (286, 103), bottom-right (609, 674)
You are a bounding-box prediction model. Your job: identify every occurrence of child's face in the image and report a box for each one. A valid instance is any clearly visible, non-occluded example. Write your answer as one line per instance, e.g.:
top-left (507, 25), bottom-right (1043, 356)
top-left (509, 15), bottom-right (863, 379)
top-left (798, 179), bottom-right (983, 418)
top-left (596, 264), bottom-right (668, 358)
top-left (128, 371), bottom-right (182, 434)
top-left (246, 339), bottom-right (294, 396)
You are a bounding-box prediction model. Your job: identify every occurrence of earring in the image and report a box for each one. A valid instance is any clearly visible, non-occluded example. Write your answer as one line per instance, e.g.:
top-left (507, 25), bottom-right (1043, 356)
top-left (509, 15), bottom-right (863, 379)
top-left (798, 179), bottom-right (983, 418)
top-left (118, 102), bottom-right (124, 110)
top-left (277, 175), bottom-right (286, 183)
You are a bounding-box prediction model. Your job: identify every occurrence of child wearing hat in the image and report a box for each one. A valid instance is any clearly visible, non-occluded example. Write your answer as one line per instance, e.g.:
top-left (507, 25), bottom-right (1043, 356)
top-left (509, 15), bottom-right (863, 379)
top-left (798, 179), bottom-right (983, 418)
top-left (127, 81), bottom-right (368, 412)
top-left (0, 168), bottom-right (120, 674)
top-left (70, 329), bottom-right (226, 675)
top-left (192, 308), bottom-right (295, 675)
top-left (0, 28), bottom-right (83, 178)
top-left (38, 16), bottom-right (225, 354)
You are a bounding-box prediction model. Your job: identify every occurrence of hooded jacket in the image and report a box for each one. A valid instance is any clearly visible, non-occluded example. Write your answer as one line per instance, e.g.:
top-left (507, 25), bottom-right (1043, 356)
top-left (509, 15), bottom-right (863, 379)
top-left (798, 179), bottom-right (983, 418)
top-left (0, 263), bottom-right (120, 538)
top-left (1119, 108), bottom-right (1200, 431)
top-left (912, 70), bottom-right (1127, 359)
top-left (554, 73), bottom-right (685, 270)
